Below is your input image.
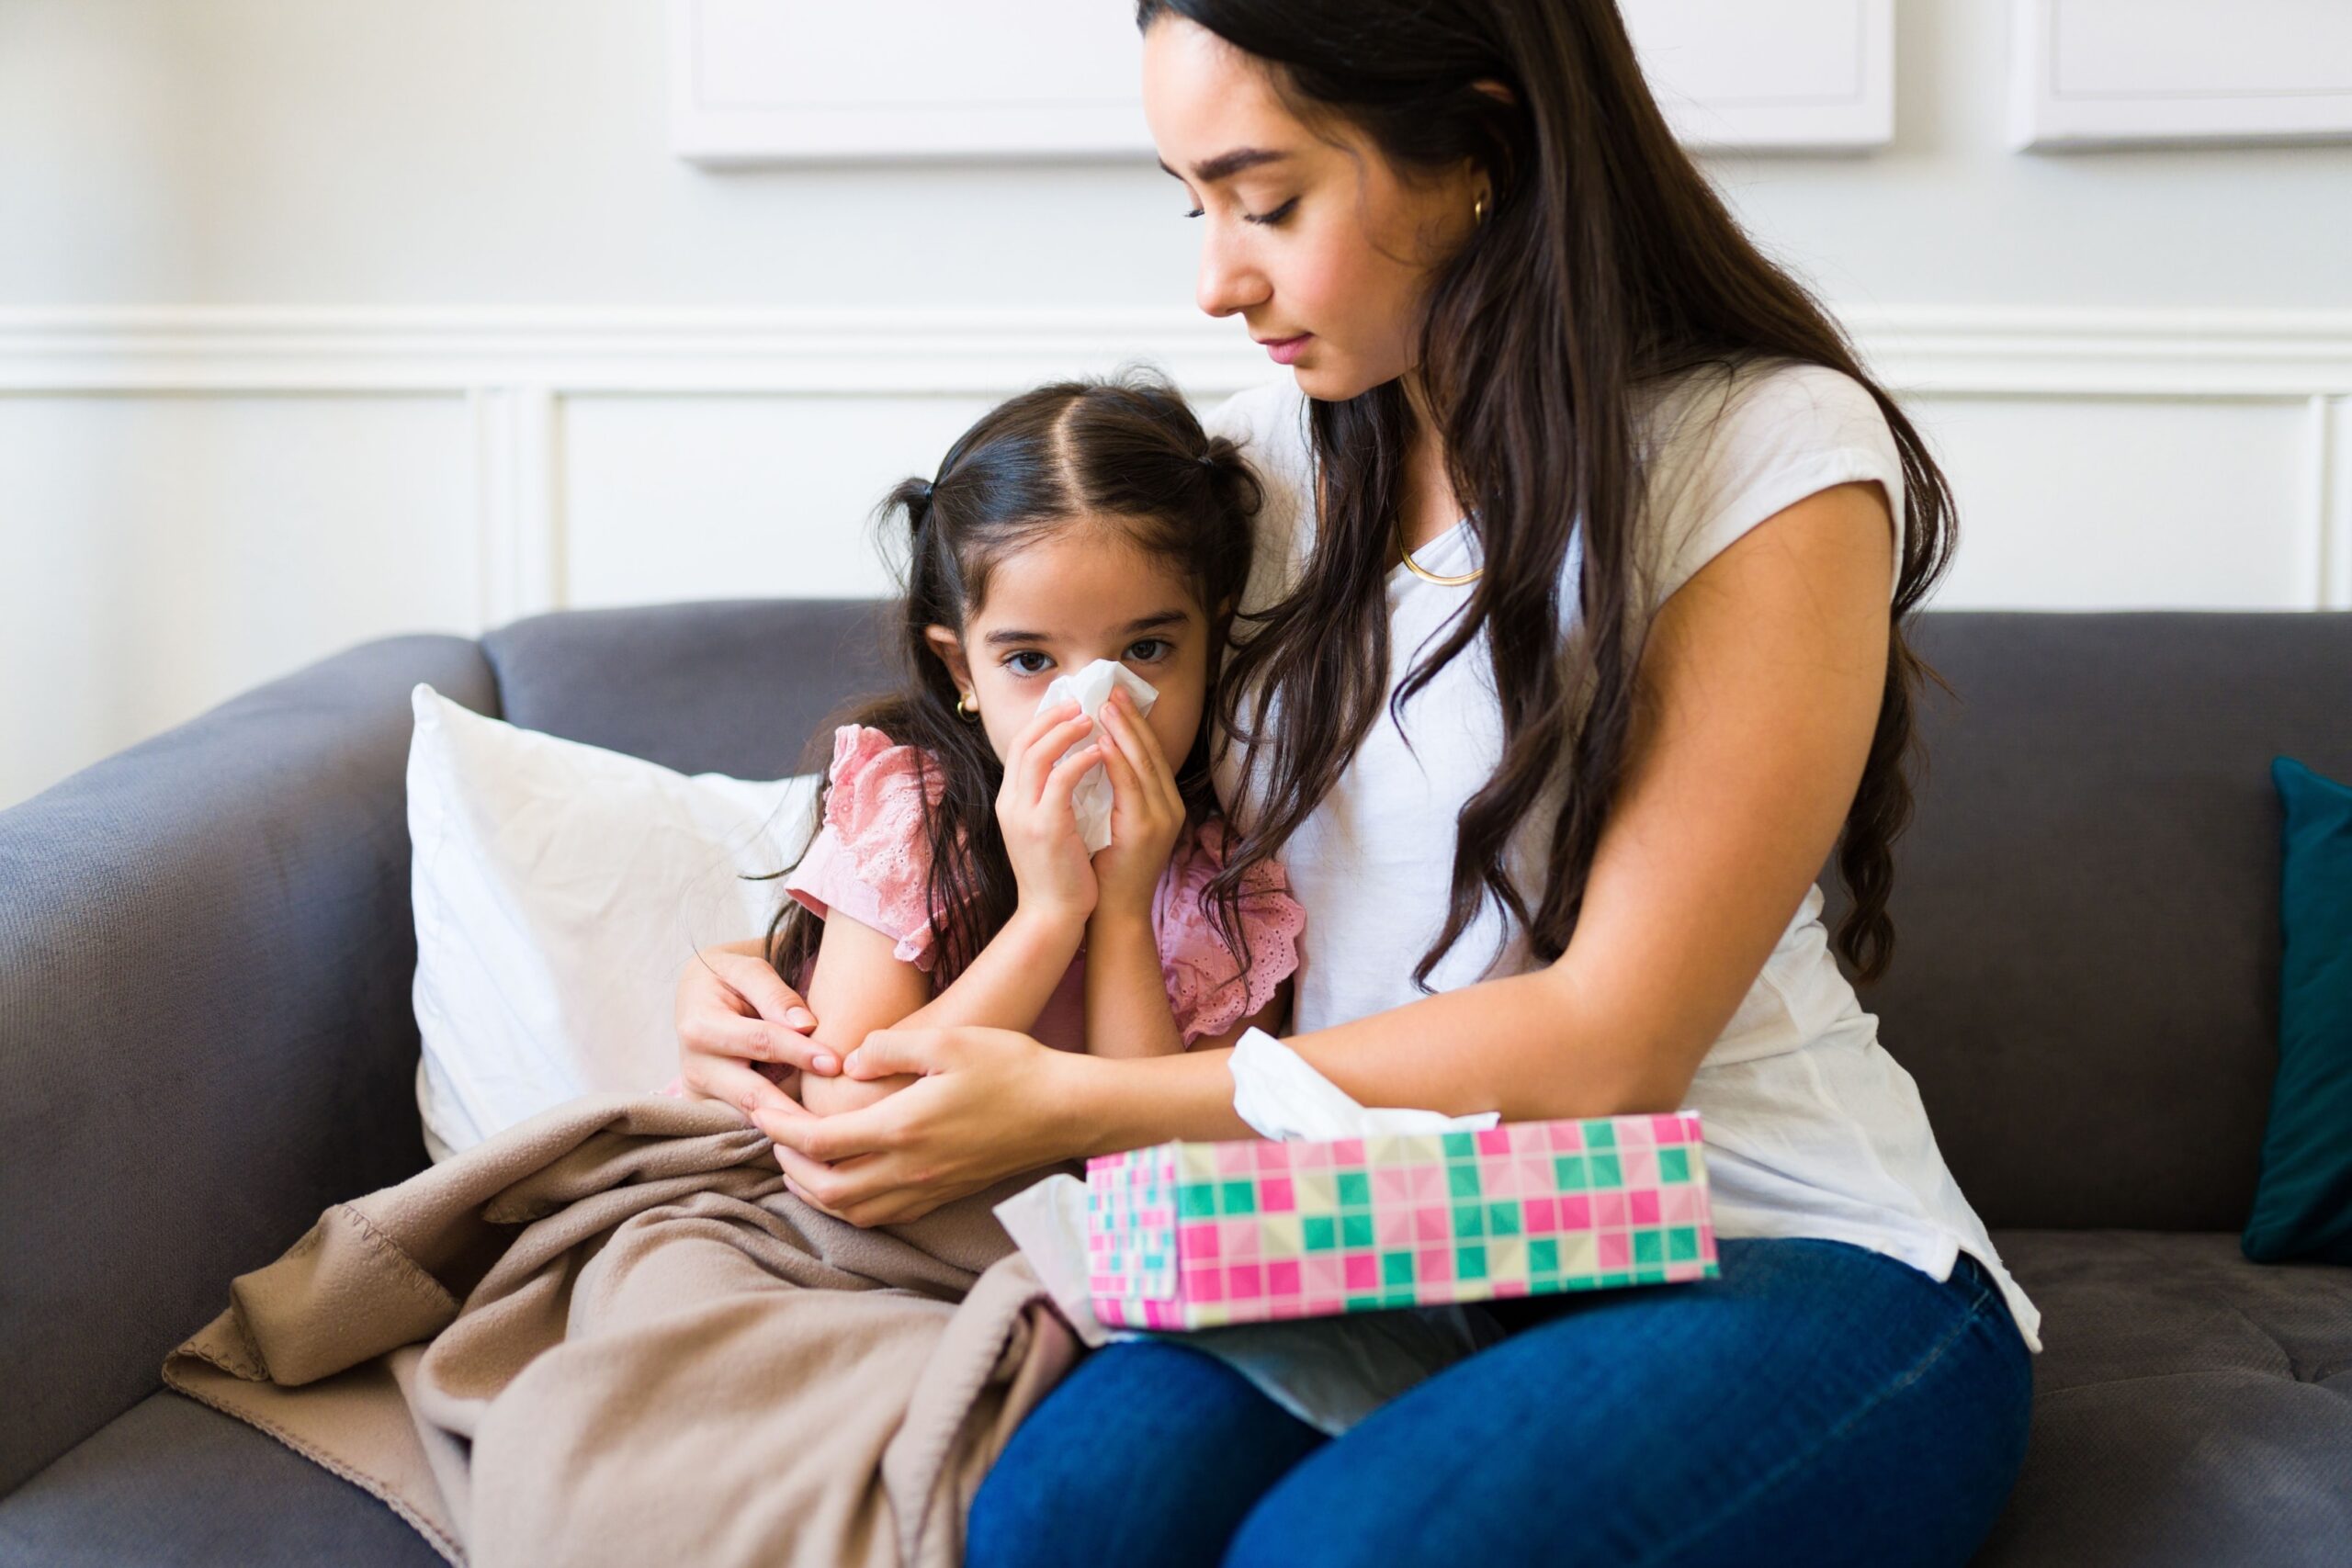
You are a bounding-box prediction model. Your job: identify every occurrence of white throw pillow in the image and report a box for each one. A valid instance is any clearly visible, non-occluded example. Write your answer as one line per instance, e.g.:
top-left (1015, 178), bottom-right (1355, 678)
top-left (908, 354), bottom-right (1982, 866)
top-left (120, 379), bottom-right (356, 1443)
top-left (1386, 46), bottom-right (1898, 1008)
top-left (406, 684), bottom-right (820, 1161)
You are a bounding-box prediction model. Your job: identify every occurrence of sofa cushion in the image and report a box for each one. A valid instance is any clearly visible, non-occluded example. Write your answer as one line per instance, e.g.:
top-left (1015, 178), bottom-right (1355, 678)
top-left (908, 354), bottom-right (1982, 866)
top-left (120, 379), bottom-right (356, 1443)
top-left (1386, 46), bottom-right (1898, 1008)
top-left (1973, 1229), bottom-right (2352, 1567)
top-left (2243, 757), bottom-right (2352, 1265)
top-left (0, 1390), bottom-right (444, 1567)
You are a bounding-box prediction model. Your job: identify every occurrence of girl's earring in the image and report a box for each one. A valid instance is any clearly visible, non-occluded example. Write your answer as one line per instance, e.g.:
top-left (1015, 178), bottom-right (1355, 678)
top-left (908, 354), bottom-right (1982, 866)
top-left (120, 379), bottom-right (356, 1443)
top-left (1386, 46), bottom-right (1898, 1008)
top-left (956, 691), bottom-right (979, 721)
top-left (1472, 189), bottom-right (1489, 225)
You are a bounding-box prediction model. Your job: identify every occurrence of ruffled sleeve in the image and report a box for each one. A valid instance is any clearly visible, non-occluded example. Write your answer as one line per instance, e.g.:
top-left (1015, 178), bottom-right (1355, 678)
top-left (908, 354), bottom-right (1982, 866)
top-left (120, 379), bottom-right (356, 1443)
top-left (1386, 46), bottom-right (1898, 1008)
top-left (1152, 817), bottom-right (1305, 1046)
top-left (781, 723), bottom-right (952, 970)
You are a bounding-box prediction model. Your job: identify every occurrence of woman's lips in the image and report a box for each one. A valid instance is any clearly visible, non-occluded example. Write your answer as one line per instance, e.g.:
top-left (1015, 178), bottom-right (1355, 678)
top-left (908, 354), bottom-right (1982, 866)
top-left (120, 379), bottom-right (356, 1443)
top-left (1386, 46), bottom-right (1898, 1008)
top-left (1258, 333), bottom-right (1312, 366)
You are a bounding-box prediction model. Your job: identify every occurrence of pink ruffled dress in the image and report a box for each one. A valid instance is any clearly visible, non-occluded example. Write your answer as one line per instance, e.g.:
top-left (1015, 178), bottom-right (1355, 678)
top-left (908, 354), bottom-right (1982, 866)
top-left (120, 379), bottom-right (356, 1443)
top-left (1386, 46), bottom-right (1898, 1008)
top-left (659, 722), bottom-right (1302, 1091)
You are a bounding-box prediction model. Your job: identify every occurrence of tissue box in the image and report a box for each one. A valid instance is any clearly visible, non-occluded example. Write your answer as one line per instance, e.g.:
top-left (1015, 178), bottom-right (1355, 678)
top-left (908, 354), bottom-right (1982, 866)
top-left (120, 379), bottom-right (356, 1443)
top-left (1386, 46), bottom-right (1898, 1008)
top-left (1086, 1113), bottom-right (1718, 1329)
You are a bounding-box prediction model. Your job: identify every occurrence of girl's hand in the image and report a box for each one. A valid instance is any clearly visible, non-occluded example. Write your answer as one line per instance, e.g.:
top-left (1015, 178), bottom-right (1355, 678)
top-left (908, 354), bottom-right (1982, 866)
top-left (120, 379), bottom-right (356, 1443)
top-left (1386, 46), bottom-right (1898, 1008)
top-left (1089, 686), bottom-right (1187, 919)
top-left (673, 940), bottom-right (843, 1122)
top-left (751, 1025), bottom-right (1084, 1227)
top-left (995, 699), bottom-right (1102, 930)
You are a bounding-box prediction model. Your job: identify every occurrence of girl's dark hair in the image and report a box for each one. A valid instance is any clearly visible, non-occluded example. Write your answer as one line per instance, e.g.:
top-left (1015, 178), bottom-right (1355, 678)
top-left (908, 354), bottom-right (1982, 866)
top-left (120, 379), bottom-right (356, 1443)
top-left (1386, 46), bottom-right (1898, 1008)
top-left (1141, 0), bottom-right (1957, 986)
top-left (758, 370), bottom-right (1263, 989)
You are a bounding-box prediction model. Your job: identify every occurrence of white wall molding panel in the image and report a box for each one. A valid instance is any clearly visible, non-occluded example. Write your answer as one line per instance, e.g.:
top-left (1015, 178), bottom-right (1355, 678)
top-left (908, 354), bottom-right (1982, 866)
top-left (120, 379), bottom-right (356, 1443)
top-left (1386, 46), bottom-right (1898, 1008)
top-left (6, 303), bottom-right (2351, 807)
top-left (1623, 0), bottom-right (1894, 153)
top-left (2010, 0), bottom-right (2352, 151)
top-left (671, 0), bottom-right (1895, 164)
top-left (668, 0), bottom-right (1150, 164)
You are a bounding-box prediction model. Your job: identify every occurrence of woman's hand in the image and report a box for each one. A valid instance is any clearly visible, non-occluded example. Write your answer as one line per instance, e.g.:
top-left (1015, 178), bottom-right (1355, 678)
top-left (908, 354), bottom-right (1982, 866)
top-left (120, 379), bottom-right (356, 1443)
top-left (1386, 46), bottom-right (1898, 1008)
top-left (1089, 686), bottom-right (1187, 919)
top-left (797, 1064), bottom-right (916, 1118)
top-left (673, 939), bottom-right (843, 1122)
top-left (751, 1025), bottom-right (1085, 1227)
top-left (995, 699), bottom-right (1102, 929)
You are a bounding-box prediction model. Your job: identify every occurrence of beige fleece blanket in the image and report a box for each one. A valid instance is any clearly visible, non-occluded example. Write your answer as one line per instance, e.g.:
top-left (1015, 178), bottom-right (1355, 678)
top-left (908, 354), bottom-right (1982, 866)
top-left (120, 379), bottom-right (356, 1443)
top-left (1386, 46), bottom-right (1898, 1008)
top-left (161, 1092), bottom-right (1084, 1568)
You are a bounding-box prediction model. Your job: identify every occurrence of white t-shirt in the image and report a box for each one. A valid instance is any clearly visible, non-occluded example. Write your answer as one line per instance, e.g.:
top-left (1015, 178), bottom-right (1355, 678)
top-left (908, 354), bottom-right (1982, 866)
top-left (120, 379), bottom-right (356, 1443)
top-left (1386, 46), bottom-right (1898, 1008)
top-left (1204, 361), bottom-right (2044, 1355)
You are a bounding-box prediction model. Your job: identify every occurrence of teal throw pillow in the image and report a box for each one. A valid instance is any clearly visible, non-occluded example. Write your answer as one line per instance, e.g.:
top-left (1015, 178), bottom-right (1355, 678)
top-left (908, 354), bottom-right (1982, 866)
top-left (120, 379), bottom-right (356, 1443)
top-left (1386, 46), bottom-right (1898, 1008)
top-left (2242, 757), bottom-right (2352, 1264)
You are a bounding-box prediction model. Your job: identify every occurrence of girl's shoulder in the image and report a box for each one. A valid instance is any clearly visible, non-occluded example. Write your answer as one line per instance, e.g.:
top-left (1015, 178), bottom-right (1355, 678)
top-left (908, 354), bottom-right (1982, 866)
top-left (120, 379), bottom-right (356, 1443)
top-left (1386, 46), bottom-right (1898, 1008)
top-left (816, 722), bottom-right (949, 852)
top-left (823, 721), bottom-right (944, 795)
top-left (785, 722), bottom-right (955, 969)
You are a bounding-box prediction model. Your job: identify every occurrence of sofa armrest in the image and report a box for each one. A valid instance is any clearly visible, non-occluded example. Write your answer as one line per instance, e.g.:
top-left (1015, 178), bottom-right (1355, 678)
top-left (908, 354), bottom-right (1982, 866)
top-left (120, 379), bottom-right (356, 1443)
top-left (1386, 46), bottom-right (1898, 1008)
top-left (0, 635), bottom-right (497, 1495)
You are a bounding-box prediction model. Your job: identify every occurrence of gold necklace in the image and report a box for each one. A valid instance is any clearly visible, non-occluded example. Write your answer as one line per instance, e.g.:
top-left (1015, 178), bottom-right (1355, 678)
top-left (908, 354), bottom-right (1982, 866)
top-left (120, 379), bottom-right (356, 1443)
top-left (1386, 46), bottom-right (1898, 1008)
top-left (1395, 515), bottom-right (1483, 587)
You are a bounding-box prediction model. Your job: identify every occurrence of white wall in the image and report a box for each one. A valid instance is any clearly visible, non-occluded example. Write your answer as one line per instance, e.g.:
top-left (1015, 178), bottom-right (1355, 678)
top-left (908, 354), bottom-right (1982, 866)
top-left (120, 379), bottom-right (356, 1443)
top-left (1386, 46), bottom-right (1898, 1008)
top-left (4, 0), bottom-right (2349, 807)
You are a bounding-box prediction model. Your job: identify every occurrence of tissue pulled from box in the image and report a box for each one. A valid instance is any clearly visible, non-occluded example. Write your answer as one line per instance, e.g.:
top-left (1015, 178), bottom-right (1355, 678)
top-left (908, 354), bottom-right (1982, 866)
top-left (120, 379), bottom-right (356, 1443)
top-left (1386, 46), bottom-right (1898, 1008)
top-left (1228, 1027), bottom-right (1499, 1140)
top-left (1035, 659), bottom-right (1159, 853)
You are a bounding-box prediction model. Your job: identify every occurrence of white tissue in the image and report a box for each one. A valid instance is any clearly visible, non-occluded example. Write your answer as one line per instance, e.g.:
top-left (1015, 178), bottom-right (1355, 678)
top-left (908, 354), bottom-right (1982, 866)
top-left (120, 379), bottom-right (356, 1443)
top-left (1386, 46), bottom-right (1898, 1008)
top-left (1036, 659), bottom-right (1159, 854)
top-left (1229, 1027), bottom-right (1502, 1141)
top-left (991, 1027), bottom-right (1500, 1350)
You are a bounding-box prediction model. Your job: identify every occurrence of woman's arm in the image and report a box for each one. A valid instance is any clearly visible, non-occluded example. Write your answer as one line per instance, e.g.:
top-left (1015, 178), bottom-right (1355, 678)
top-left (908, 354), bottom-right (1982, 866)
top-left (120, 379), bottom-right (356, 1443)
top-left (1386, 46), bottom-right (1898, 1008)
top-left (757, 481), bottom-right (1894, 1218)
top-left (1068, 479), bottom-right (1897, 1132)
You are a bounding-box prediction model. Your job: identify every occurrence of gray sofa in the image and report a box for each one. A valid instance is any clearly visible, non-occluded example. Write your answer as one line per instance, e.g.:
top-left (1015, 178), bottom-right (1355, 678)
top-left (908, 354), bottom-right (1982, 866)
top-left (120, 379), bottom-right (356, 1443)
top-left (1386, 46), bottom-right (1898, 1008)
top-left (3, 600), bottom-right (2348, 1566)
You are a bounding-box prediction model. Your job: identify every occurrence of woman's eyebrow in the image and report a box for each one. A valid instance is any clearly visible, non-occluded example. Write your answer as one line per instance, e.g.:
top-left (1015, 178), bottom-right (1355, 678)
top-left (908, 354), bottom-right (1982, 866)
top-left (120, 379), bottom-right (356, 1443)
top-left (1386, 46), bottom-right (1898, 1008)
top-left (1157, 147), bottom-right (1289, 184)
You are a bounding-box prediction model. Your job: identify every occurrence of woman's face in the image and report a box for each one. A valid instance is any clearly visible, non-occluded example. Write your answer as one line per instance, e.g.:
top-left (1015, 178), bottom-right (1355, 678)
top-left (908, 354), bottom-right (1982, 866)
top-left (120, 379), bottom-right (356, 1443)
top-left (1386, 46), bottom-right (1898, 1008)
top-left (1140, 17), bottom-right (1483, 402)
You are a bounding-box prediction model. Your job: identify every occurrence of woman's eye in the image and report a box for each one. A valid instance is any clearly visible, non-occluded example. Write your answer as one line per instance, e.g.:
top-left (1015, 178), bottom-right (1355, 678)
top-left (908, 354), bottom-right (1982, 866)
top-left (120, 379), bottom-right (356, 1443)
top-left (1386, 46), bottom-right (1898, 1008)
top-left (1006, 651), bottom-right (1052, 676)
top-left (1125, 638), bottom-right (1172, 663)
top-left (1185, 197), bottom-right (1295, 225)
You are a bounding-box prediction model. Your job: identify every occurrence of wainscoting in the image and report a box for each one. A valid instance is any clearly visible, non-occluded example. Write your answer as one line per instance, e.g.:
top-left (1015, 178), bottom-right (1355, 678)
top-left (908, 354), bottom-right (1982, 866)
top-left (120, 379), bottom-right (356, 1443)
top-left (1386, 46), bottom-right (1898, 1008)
top-left (4, 305), bottom-right (2348, 807)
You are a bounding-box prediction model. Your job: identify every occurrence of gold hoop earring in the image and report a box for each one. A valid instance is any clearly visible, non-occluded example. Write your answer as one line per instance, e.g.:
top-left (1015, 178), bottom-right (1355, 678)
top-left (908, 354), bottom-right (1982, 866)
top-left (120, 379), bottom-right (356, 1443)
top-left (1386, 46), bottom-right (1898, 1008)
top-left (1472, 189), bottom-right (1488, 225)
top-left (956, 691), bottom-right (979, 721)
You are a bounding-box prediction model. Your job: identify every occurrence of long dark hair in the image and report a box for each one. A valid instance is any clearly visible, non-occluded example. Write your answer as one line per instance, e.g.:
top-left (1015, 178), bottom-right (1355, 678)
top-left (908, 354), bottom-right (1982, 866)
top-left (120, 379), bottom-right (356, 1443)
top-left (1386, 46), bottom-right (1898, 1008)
top-left (759, 370), bottom-right (1263, 988)
top-left (1142, 0), bottom-right (1956, 986)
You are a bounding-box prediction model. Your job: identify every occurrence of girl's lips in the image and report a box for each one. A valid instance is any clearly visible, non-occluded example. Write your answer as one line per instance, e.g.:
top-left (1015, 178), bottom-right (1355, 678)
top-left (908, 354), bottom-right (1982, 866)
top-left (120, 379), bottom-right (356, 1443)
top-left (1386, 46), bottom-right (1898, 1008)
top-left (1259, 333), bottom-right (1312, 366)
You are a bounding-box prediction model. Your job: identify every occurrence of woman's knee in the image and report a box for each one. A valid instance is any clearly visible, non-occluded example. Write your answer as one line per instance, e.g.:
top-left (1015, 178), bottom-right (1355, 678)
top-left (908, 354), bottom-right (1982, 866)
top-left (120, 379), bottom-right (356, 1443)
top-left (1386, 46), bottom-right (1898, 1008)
top-left (967, 1338), bottom-right (1324, 1568)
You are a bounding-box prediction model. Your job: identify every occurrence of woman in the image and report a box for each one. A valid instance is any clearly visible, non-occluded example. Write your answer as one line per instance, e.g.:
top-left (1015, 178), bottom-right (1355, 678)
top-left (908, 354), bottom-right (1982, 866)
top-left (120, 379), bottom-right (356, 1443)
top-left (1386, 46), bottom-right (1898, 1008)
top-left (673, 3), bottom-right (2039, 1563)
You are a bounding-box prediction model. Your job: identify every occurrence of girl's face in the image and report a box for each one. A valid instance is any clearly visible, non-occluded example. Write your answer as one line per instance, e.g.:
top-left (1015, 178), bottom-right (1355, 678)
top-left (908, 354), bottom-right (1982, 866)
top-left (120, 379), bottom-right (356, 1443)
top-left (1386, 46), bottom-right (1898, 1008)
top-left (925, 525), bottom-right (1213, 772)
top-left (1140, 17), bottom-right (1484, 402)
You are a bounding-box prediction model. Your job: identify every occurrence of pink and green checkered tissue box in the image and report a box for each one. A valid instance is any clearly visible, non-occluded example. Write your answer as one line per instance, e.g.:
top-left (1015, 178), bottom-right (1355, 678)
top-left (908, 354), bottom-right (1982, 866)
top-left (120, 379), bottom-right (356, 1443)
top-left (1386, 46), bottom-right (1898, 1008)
top-left (1086, 1113), bottom-right (1718, 1329)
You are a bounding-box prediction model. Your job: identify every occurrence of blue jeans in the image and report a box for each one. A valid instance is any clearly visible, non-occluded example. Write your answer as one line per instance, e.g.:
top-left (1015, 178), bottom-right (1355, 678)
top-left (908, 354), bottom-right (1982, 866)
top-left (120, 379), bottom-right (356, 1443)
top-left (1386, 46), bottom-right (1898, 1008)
top-left (967, 1237), bottom-right (2033, 1568)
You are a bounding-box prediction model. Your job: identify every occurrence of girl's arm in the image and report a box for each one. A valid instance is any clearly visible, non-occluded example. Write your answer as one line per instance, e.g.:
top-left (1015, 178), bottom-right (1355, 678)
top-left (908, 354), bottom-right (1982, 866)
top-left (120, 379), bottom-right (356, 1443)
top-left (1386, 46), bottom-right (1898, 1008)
top-left (1080, 911), bottom-right (1185, 1058)
top-left (1084, 917), bottom-right (1292, 1060)
top-left (801, 700), bottom-right (1105, 1112)
top-left (798, 906), bottom-right (1084, 1113)
top-left (758, 482), bottom-right (1894, 1220)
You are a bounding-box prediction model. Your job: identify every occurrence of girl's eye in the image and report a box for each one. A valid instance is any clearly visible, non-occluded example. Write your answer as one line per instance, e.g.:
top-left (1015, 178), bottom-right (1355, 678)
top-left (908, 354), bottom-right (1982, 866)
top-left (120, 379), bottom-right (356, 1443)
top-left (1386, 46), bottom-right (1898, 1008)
top-left (1006, 651), bottom-right (1053, 676)
top-left (1125, 638), bottom-right (1172, 663)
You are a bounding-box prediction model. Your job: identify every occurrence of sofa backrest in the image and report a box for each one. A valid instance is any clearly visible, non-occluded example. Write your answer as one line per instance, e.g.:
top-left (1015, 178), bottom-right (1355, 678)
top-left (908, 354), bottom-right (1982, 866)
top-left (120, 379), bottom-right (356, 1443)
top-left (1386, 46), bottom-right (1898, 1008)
top-left (485, 601), bottom-right (2352, 1234)
top-left (1828, 611), bottom-right (2352, 1232)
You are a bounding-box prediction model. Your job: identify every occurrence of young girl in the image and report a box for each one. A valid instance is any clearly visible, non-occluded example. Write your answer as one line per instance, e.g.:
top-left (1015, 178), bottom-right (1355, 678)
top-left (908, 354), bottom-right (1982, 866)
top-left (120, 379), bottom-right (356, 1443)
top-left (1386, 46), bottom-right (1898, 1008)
top-left (667, 372), bottom-right (1305, 1115)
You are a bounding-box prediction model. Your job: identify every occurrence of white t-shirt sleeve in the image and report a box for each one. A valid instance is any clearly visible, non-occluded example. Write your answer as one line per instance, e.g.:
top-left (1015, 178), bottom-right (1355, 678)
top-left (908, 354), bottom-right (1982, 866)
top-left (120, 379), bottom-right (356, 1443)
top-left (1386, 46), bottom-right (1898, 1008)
top-left (1641, 360), bottom-right (1908, 612)
top-left (1203, 377), bottom-right (1318, 615)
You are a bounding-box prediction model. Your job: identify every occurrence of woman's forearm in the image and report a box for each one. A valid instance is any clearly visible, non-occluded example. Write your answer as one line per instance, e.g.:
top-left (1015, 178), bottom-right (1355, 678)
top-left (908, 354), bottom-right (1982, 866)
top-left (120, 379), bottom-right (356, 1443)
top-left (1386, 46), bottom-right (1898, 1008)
top-left (1080, 911), bottom-right (1185, 1059)
top-left (897, 906), bottom-right (1081, 1037)
top-left (1058, 964), bottom-right (1675, 1160)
